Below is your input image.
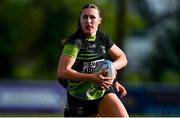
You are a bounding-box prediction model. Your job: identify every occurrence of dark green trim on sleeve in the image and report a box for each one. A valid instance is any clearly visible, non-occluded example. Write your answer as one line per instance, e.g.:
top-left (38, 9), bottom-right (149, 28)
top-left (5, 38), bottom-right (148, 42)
top-left (62, 44), bottom-right (80, 59)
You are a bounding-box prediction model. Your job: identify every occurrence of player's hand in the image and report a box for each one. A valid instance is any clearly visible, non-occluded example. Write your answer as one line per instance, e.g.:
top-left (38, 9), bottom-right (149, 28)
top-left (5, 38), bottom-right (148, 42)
top-left (114, 81), bottom-right (127, 97)
top-left (93, 70), bottom-right (113, 89)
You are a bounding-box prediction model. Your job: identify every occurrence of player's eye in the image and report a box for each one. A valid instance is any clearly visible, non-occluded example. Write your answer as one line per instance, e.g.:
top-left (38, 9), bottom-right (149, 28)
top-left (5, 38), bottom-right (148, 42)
top-left (90, 16), bottom-right (96, 19)
top-left (82, 15), bottom-right (96, 20)
top-left (83, 16), bottom-right (88, 19)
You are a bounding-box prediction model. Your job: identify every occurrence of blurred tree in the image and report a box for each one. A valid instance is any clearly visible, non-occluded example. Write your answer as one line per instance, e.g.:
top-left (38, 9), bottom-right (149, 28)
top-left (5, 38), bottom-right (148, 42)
top-left (0, 16), bottom-right (12, 78)
top-left (113, 0), bottom-right (127, 82)
top-left (141, 0), bottom-right (180, 82)
top-left (115, 0), bottom-right (126, 48)
top-left (0, 0), bottom-right (117, 80)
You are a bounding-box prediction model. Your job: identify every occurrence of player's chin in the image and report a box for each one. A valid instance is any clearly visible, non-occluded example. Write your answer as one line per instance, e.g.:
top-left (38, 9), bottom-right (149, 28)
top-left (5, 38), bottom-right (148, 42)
top-left (84, 30), bottom-right (94, 35)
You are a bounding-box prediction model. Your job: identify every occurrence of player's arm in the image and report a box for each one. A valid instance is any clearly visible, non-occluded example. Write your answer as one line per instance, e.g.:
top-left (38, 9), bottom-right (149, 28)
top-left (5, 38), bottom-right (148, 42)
top-left (57, 54), bottom-right (112, 89)
top-left (113, 81), bottom-right (127, 97)
top-left (107, 44), bottom-right (128, 96)
top-left (57, 44), bottom-right (110, 85)
top-left (107, 44), bottom-right (128, 70)
top-left (57, 54), bottom-right (95, 81)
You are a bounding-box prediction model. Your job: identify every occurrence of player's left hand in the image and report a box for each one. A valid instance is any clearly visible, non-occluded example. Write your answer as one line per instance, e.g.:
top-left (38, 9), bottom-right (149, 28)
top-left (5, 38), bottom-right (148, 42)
top-left (113, 81), bottom-right (127, 97)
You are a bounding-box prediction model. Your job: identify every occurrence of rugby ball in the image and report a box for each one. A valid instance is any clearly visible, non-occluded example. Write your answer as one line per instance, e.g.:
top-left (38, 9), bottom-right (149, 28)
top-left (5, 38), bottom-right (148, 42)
top-left (94, 60), bottom-right (117, 89)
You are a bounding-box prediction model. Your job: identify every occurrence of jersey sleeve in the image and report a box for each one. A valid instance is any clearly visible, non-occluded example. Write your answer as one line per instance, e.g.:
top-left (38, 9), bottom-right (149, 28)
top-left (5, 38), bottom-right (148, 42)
top-left (105, 34), bottom-right (114, 50)
top-left (98, 31), bottom-right (114, 50)
top-left (62, 38), bottom-right (82, 59)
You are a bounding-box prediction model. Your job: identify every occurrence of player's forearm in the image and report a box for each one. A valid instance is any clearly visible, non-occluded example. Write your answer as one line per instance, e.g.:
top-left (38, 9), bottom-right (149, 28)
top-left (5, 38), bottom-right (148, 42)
top-left (58, 68), bottom-right (95, 81)
top-left (108, 44), bottom-right (128, 70)
top-left (113, 54), bottom-right (128, 70)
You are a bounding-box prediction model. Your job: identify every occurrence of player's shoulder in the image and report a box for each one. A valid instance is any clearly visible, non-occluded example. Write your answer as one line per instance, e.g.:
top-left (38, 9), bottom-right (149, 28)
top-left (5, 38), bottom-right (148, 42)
top-left (67, 37), bottom-right (82, 45)
top-left (97, 30), bottom-right (111, 40)
top-left (97, 30), bottom-right (108, 37)
top-left (66, 31), bottom-right (83, 46)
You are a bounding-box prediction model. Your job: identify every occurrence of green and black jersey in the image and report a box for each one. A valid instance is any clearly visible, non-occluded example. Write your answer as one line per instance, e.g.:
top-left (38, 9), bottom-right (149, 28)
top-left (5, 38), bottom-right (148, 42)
top-left (62, 30), bottom-right (114, 100)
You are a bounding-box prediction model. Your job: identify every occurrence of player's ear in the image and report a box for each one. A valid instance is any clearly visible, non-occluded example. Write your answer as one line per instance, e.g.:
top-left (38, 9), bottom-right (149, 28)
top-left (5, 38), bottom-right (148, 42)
top-left (99, 17), bottom-right (102, 24)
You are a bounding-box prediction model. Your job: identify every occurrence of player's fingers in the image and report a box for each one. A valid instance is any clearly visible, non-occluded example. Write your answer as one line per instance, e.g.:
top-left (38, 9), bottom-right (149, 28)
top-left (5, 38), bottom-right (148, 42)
top-left (96, 83), bottom-right (106, 90)
top-left (98, 86), bottom-right (105, 90)
top-left (97, 81), bottom-right (111, 86)
top-left (98, 70), bottom-right (107, 76)
top-left (114, 83), bottom-right (120, 92)
top-left (104, 82), bottom-right (112, 89)
top-left (119, 86), bottom-right (127, 97)
top-left (121, 90), bottom-right (127, 97)
top-left (103, 81), bottom-right (112, 86)
top-left (97, 81), bottom-right (112, 89)
top-left (98, 70), bottom-right (105, 75)
top-left (103, 76), bottom-right (113, 81)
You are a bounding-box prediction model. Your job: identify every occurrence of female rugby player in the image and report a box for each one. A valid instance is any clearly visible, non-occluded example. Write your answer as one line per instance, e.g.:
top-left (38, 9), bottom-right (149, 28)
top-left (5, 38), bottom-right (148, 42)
top-left (57, 4), bottom-right (129, 117)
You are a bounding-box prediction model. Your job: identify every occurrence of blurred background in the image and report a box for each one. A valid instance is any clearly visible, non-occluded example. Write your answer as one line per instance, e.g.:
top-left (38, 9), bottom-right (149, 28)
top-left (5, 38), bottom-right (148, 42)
top-left (0, 0), bottom-right (179, 117)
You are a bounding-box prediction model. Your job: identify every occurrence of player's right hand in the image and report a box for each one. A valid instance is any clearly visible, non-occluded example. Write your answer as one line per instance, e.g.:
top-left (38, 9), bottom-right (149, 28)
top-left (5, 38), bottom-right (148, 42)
top-left (93, 71), bottom-right (113, 89)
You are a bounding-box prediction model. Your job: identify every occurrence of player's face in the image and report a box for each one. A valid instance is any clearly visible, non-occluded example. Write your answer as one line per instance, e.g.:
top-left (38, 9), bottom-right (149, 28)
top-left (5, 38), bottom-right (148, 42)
top-left (80, 8), bottom-right (101, 37)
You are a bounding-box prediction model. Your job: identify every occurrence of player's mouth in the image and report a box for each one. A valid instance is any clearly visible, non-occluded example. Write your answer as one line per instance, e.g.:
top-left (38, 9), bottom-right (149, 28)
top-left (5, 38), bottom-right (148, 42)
top-left (85, 25), bottom-right (93, 30)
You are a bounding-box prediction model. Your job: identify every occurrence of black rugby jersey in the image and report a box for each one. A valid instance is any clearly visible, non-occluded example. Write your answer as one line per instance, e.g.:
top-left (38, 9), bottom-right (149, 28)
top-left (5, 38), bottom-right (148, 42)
top-left (67, 30), bottom-right (113, 72)
top-left (62, 30), bottom-right (114, 100)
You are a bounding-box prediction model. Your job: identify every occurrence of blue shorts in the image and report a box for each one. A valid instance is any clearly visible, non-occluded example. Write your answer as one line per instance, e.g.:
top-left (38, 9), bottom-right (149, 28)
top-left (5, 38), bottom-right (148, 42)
top-left (65, 86), bottom-right (115, 117)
